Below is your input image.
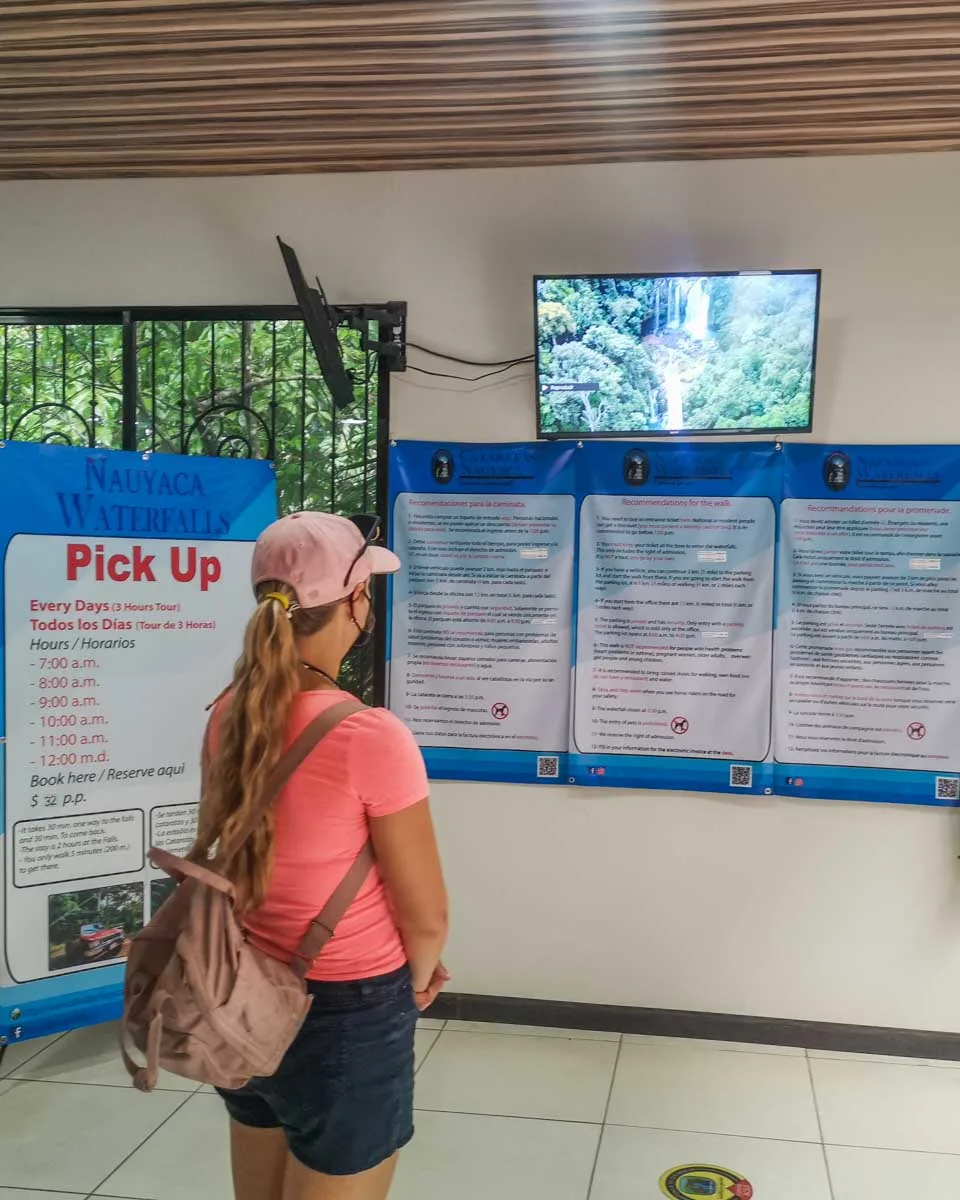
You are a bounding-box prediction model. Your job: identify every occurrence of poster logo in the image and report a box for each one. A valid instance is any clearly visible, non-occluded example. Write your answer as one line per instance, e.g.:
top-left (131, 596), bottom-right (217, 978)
top-left (823, 451), bottom-right (851, 492)
top-left (431, 449), bottom-right (454, 485)
top-left (907, 721), bottom-right (926, 741)
top-left (491, 702), bottom-right (510, 721)
top-left (660, 1164), bottom-right (753, 1199)
top-left (671, 716), bottom-right (689, 735)
top-left (623, 449), bottom-right (650, 487)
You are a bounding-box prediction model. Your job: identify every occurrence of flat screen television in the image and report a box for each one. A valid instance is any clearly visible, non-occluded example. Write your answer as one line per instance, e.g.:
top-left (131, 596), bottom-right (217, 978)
top-left (535, 270), bottom-right (821, 438)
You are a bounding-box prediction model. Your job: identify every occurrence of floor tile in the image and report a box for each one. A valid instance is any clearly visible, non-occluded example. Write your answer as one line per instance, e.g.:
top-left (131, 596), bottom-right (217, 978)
top-left (607, 1040), bottom-right (821, 1142)
top-left (591, 1124), bottom-right (832, 1200)
top-left (448, 1020), bottom-right (620, 1042)
top-left (415, 1026), bottom-right (441, 1069)
top-left (827, 1143), bottom-right (960, 1198)
top-left (0, 1079), bottom-right (184, 1193)
top-left (0, 1034), bottom-right (63, 1079)
top-left (0, 1193), bottom-right (87, 1199)
top-left (97, 1092), bottom-right (231, 1200)
top-left (10, 1021), bottom-right (197, 1091)
top-left (415, 1030), bottom-right (618, 1122)
top-left (624, 1033), bottom-right (804, 1056)
top-left (417, 1017), bottom-right (446, 1031)
top-left (392, 1110), bottom-right (600, 1200)
top-left (811, 1055), bottom-right (960, 1154)
top-left (810, 1046), bottom-right (960, 1070)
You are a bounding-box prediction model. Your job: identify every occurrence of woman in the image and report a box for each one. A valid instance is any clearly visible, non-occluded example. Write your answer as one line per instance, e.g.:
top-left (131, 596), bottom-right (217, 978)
top-left (190, 510), bottom-right (448, 1200)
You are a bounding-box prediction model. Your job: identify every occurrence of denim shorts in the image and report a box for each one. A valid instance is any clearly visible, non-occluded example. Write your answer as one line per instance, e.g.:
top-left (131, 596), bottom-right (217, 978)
top-left (217, 965), bottom-right (417, 1176)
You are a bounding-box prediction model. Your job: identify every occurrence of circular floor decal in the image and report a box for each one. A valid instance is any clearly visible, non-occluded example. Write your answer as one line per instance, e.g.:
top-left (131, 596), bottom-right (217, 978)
top-left (660, 1164), bottom-right (754, 1199)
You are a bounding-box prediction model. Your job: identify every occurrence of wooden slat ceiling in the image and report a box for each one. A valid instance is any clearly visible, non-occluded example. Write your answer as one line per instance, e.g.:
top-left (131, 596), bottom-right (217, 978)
top-left (2, 0), bottom-right (960, 179)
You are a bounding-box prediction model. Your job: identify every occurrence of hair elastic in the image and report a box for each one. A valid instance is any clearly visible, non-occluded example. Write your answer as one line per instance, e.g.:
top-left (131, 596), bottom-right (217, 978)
top-left (262, 591), bottom-right (294, 613)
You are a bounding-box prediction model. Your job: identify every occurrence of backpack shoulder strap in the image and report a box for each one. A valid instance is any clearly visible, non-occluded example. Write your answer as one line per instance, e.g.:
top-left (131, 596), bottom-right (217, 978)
top-left (218, 697), bottom-right (366, 866)
top-left (290, 839), bottom-right (376, 980)
top-left (200, 717), bottom-right (213, 796)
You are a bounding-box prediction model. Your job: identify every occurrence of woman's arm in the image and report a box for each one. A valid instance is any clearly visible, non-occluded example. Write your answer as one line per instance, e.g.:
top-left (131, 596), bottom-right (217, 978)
top-left (370, 798), bottom-right (448, 995)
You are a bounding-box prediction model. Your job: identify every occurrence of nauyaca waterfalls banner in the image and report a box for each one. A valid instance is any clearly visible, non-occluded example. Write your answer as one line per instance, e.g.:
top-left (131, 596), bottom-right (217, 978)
top-left (0, 442), bottom-right (276, 1045)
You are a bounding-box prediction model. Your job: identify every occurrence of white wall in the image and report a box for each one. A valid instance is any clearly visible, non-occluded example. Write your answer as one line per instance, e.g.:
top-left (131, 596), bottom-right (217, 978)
top-left (3, 153), bottom-right (960, 1031)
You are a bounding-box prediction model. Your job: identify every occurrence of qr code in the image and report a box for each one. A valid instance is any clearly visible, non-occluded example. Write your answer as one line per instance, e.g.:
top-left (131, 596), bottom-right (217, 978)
top-left (537, 756), bottom-right (560, 780)
top-left (936, 776), bottom-right (960, 801)
top-left (729, 764), bottom-right (753, 789)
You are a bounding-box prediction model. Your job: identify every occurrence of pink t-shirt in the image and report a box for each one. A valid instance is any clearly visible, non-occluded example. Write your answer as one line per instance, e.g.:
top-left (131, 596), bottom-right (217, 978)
top-left (222, 690), bottom-right (428, 982)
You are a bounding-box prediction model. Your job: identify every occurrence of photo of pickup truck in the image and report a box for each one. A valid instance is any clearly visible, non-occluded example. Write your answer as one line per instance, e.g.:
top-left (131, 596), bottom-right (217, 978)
top-left (78, 922), bottom-right (126, 960)
top-left (48, 883), bottom-right (144, 971)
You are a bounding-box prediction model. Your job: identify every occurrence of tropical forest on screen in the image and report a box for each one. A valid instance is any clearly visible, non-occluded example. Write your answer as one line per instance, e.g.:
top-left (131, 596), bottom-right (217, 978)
top-left (536, 274), bottom-right (818, 435)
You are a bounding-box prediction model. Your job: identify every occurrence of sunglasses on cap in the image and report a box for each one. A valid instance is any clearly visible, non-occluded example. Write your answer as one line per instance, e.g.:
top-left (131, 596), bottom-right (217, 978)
top-left (344, 514), bottom-right (382, 588)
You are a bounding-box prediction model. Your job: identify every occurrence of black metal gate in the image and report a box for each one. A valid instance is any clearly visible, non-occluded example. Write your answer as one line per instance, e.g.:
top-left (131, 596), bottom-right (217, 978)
top-left (0, 306), bottom-right (390, 700)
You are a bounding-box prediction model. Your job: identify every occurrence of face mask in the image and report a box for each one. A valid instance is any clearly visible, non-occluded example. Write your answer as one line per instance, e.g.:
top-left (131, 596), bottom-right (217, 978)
top-left (349, 588), bottom-right (375, 650)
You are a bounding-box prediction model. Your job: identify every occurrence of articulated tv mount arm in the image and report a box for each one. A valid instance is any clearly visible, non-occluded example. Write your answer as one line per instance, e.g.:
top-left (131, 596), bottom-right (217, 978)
top-left (328, 292), bottom-right (407, 374)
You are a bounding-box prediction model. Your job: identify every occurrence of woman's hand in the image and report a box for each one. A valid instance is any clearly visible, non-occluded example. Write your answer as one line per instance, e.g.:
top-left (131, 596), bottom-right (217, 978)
top-left (371, 799), bottom-right (449, 1007)
top-left (414, 962), bottom-right (450, 1011)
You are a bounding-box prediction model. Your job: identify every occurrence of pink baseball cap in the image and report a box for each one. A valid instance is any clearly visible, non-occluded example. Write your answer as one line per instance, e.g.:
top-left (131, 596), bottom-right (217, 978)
top-left (251, 511), bottom-right (400, 608)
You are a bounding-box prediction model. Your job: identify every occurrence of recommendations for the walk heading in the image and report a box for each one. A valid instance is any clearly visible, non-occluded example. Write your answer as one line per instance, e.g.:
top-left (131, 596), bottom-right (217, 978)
top-left (1, 443), bottom-right (276, 1026)
top-left (389, 440), bottom-right (960, 808)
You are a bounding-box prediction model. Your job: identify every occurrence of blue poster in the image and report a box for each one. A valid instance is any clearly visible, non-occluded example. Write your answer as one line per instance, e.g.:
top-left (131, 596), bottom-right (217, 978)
top-left (570, 442), bottom-right (779, 794)
top-left (0, 443), bottom-right (276, 1045)
top-left (774, 444), bottom-right (960, 806)
top-left (388, 441), bottom-right (576, 784)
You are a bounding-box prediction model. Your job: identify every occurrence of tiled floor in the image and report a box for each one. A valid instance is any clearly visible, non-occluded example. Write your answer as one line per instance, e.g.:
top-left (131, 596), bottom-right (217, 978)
top-left (3, 1020), bottom-right (960, 1198)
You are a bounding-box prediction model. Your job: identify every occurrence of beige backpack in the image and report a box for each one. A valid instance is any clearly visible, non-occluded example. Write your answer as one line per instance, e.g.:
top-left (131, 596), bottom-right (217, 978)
top-left (121, 698), bottom-right (373, 1092)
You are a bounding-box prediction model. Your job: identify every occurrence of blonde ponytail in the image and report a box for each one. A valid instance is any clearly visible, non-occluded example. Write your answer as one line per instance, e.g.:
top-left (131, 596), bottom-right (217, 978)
top-left (189, 581), bottom-right (334, 912)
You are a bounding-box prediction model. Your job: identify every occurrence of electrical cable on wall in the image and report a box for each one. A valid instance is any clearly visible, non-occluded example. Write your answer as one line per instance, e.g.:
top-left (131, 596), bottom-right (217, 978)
top-left (407, 341), bottom-right (533, 369)
top-left (407, 341), bottom-right (533, 367)
top-left (407, 360), bottom-right (533, 383)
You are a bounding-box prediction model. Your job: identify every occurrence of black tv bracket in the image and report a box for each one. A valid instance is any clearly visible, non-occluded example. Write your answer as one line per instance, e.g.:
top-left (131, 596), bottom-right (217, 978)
top-left (331, 295), bottom-right (408, 373)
